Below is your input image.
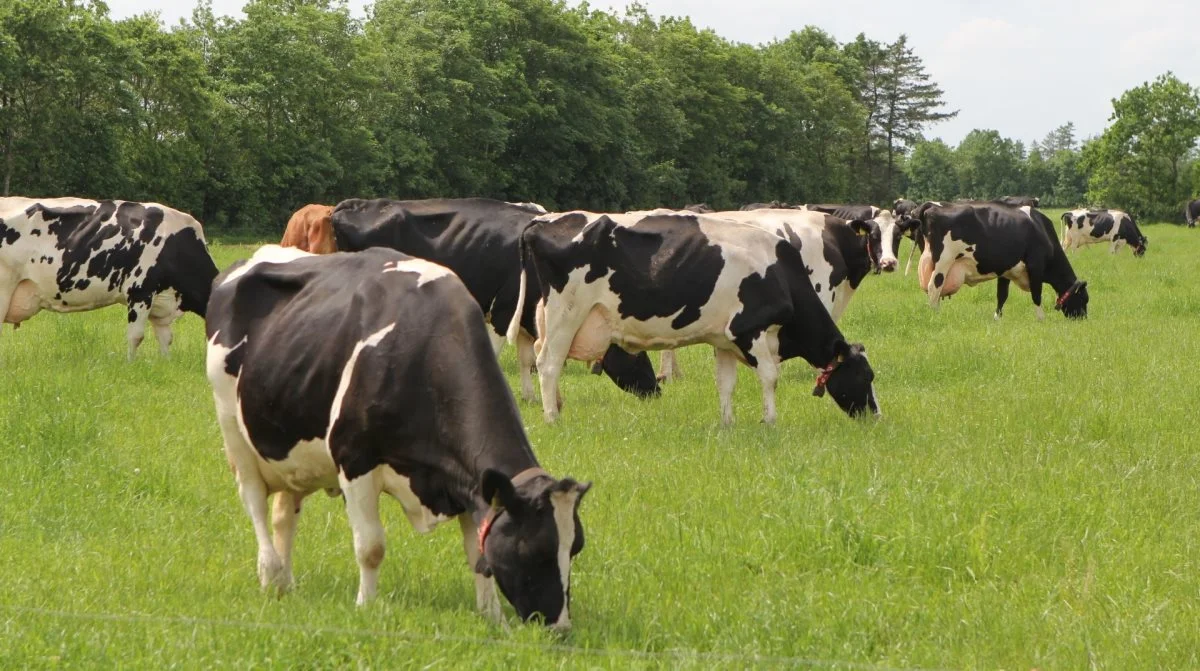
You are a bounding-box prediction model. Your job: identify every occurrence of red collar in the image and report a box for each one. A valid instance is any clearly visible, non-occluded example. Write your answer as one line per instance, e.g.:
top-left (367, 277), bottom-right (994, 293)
top-left (1056, 287), bottom-right (1073, 308)
top-left (816, 360), bottom-right (839, 389)
top-left (478, 507), bottom-right (503, 557)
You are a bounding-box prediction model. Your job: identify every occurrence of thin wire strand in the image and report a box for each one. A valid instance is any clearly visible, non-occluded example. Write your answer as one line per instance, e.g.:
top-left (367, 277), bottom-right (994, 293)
top-left (1, 605), bottom-right (950, 670)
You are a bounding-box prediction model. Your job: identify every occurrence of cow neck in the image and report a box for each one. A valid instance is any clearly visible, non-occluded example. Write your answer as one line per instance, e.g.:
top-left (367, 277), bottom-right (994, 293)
top-left (1044, 253), bottom-right (1079, 302)
top-left (477, 467), bottom-right (550, 555)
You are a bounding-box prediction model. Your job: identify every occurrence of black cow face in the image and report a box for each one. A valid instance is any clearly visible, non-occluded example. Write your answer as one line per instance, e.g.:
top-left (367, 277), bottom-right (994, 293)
top-left (597, 345), bottom-right (661, 398)
top-left (1055, 280), bottom-right (1089, 319)
top-left (812, 341), bottom-right (880, 418)
top-left (849, 220), bottom-right (884, 274)
top-left (479, 470), bottom-right (591, 627)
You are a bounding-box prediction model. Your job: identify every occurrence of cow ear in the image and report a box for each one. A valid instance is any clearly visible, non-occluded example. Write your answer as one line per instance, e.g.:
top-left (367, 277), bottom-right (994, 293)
top-left (481, 469), bottom-right (519, 511)
top-left (849, 220), bottom-right (872, 236)
top-left (832, 339), bottom-right (851, 362)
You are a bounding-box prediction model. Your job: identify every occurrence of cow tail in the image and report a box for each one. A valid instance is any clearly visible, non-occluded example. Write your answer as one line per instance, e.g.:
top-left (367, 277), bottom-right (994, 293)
top-left (506, 236), bottom-right (528, 346)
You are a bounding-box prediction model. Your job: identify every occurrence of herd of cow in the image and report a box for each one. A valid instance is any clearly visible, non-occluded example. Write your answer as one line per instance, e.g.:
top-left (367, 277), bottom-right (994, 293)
top-left (0, 192), bottom-right (1166, 630)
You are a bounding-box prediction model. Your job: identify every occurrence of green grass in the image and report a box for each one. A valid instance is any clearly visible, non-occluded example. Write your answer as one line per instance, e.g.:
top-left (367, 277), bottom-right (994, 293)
top-left (2, 218), bottom-right (1198, 669)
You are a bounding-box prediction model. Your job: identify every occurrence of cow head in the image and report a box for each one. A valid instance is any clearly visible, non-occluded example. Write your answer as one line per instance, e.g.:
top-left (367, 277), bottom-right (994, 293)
top-left (478, 469), bottom-right (592, 628)
top-left (812, 341), bottom-right (880, 418)
top-left (597, 345), bottom-right (661, 398)
top-left (849, 219), bottom-right (885, 273)
top-left (1054, 280), bottom-right (1089, 319)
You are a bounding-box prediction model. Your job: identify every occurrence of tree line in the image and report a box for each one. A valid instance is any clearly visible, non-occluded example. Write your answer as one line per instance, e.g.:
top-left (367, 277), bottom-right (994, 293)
top-left (1, 0), bottom-right (1197, 233)
top-left (905, 72), bottom-right (1200, 222)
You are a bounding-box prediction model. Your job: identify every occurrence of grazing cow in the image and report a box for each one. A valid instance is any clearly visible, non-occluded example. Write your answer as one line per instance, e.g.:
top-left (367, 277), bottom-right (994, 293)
top-left (206, 245), bottom-right (591, 627)
top-left (329, 197), bottom-right (659, 401)
top-left (915, 201), bottom-right (1089, 319)
top-left (280, 204), bottom-right (336, 254)
top-left (0, 196), bottom-right (218, 358)
top-left (800, 204), bottom-right (899, 273)
top-left (1186, 199), bottom-right (1200, 228)
top-left (651, 208), bottom-right (882, 382)
top-left (1060, 208), bottom-right (1147, 256)
top-left (509, 211), bottom-right (881, 425)
top-left (996, 196), bottom-right (1040, 207)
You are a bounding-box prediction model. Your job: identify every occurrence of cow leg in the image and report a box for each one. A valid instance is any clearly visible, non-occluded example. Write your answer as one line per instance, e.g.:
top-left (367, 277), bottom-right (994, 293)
top-left (1026, 263), bottom-right (1047, 321)
top-left (536, 333), bottom-right (571, 422)
top-left (517, 331), bottom-right (536, 403)
top-left (714, 348), bottom-right (738, 426)
top-left (338, 470), bottom-right (386, 605)
top-left (458, 513), bottom-right (502, 624)
top-left (748, 334), bottom-right (781, 425)
top-left (219, 414), bottom-right (287, 593)
top-left (994, 278), bottom-right (1011, 320)
top-left (270, 491), bottom-right (305, 592)
top-left (125, 299), bottom-right (152, 361)
top-left (659, 350), bottom-right (683, 382)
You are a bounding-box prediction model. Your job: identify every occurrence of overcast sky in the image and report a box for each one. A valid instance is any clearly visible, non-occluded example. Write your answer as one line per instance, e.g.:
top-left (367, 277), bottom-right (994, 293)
top-left (107, 0), bottom-right (1200, 148)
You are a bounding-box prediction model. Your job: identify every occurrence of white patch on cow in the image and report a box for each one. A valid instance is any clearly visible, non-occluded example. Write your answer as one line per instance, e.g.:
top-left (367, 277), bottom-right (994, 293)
top-left (379, 467), bottom-right (450, 533)
top-left (874, 209), bottom-right (899, 269)
top-left (858, 349), bottom-right (882, 418)
top-left (222, 245), bottom-right (313, 285)
top-left (381, 257), bottom-right (453, 287)
top-left (329, 322), bottom-right (397, 439)
top-left (549, 489), bottom-right (581, 630)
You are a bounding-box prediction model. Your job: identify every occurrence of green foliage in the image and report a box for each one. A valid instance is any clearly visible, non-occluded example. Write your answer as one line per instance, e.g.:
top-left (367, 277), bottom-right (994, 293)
top-left (1084, 72), bottom-right (1200, 220)
top-left (0, 0), bottom-right (964, 228)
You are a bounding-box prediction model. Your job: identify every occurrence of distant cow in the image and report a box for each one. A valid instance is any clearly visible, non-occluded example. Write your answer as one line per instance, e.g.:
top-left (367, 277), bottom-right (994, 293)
top-left (893, 198), bottom-right (919, 219)
top-left (1186, 199), bottom-right (1200, 228)
top-left (800, 204), bottom-right (899, 273)
top-left (0, 197), bottom-right (218, 358)
top-left (280, 204), bottom-right (336, 254)
top-left (996, 196), bottom-right (1040, 207)
top-left (329, 197), bottom-right (659, 401)
top-left (510, 211), bottom-right (881, 425)
top-left (206, 245), bottom-right (591, 628)
top-left (1060, 209), bottom-right (1146, 256)
top-left (683, 203), bottom-right (715, 213)
top-left (915, 201), bottom-right (1089, 319)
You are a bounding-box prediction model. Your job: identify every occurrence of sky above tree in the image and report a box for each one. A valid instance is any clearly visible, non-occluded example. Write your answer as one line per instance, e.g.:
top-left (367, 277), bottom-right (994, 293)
top-left (106, 0), bottom-right (1200, 147)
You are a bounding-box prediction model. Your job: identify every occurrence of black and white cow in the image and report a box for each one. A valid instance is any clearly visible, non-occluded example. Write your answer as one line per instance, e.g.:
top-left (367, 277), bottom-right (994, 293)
top-left (800, 204), bottom-right (899, 273)
top-left (330, 197), bottom-right (659, 401)
top-left (206, 245), bottom-right (591, 628)
top-left (0, 196), bottom-right (218, 359)
top-left (915, 201), bottom-right (1089, 319)
top-left (1060, 208), bottom-right (1147, 256)
top-left (508, 211), bottom-right (881, 425)
top-left (1185, 199), bottom-right (1200, 228)
top-left (645, 208), bottom-right (882, 382)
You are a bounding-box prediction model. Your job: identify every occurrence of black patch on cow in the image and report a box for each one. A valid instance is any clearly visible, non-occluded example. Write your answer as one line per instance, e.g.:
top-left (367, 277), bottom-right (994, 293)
top-left (933, 273), bottom-right (944, 288)
top-left (0, 219), bottom-right (21, 246)
top-left (814, 282), bottom-right (821, 293)
top-left (30, 228), bottom-right (40, 236)
top-left (152, 235), bottom-right (163, 246)
top-left (1088, 211), bottom-right (1115, 238)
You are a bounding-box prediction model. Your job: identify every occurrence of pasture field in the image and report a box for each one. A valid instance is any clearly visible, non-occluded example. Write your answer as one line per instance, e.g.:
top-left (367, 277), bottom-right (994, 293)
top-left (2, 216), bottom-right (1198, 669)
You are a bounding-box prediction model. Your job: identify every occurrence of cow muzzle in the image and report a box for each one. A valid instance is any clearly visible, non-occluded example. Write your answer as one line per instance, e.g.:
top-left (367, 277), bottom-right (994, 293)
top-left (879, 258), bottom-right (897, 273)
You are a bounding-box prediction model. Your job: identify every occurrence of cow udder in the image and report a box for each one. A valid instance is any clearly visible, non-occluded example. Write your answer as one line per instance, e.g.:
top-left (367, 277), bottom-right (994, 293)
top-left (4, 280), bottom-right (43, 324)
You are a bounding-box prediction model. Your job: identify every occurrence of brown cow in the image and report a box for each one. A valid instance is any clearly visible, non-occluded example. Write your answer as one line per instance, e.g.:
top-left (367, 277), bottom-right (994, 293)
top-left (280, 204), bottom-right (336, 254)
